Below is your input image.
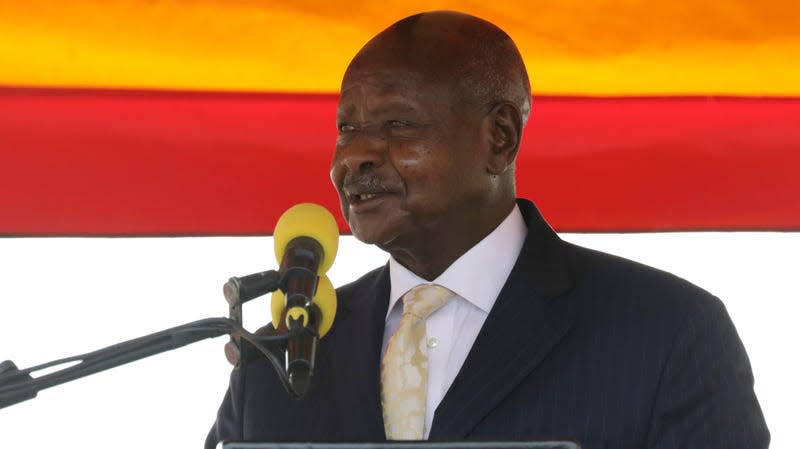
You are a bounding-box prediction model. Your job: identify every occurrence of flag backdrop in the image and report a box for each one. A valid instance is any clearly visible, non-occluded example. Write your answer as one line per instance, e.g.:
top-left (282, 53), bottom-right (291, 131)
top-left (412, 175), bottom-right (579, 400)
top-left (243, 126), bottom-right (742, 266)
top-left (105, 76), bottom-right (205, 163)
top-left (1, 1), bottom-right (799, 235)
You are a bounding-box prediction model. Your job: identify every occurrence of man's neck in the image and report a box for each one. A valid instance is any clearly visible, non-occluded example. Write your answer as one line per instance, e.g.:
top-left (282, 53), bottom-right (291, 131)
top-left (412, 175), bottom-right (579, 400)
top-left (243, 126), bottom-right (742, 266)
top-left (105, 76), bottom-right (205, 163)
top-left (387, 203), bottom-right (527, 313)
top-left (388, 200), bottom-right (519, 281)
top-left (388, 197), bottom-right (516, 282)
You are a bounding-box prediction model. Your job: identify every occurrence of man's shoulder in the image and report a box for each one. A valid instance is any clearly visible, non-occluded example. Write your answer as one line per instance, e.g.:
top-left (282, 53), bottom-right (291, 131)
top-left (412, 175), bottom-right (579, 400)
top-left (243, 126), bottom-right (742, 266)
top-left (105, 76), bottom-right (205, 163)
top-left (516, 197), bottom-right (722, 315)
top-left (557, 239), bottom-right (726, 320)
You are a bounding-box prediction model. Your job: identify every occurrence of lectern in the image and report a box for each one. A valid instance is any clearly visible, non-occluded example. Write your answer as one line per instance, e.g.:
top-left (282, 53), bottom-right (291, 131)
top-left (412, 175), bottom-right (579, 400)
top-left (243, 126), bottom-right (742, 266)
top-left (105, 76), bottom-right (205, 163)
top-left (223, 442), bottom-right (580, 449)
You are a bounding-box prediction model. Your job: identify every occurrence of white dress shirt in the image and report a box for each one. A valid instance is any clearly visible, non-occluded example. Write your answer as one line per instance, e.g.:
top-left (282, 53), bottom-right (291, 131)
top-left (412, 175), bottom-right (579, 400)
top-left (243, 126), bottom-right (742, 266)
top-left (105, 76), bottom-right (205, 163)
top-left (382, 204), bottom-right (527, 438)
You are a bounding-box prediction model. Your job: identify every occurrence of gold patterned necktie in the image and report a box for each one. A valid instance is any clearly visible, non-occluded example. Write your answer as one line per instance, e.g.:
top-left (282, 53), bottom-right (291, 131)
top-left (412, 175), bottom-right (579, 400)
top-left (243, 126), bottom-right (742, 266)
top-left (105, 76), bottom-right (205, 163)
top-left (381, 283), bottom-right (456, 440)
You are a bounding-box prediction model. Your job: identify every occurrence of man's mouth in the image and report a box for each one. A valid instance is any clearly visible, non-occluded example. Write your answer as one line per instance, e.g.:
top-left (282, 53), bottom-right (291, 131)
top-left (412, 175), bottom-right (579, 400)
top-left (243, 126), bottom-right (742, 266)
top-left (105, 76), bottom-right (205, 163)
top-left (350, 192), bottom-right (379, 202)
top-left (341, 176), bottom-right (391, 205)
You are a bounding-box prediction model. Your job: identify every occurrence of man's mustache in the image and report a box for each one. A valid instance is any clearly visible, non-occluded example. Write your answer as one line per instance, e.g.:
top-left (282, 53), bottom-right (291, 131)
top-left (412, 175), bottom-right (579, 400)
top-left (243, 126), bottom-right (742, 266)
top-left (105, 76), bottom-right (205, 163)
top-left (341, 174), bottom-right (389, 193)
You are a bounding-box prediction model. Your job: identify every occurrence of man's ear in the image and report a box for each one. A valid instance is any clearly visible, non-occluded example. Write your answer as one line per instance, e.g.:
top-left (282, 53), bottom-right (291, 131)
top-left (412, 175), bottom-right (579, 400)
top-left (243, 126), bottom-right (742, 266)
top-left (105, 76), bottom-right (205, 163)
top-left (486, 102), bottom-right (523, 175)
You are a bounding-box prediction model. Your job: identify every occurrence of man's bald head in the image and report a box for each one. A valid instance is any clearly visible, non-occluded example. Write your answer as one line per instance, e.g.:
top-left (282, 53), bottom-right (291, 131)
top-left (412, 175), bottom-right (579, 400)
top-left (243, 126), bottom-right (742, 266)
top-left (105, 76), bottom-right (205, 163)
top-left (345, 11), bottom-right (531, 124)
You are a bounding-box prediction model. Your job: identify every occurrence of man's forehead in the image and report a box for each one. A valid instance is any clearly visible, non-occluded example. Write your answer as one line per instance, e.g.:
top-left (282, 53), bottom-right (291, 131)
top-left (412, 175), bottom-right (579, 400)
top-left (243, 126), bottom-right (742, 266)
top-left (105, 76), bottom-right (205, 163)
top-left (341, 67), bottom-right (425, 94)
top-left (336, 63), bottom-right (472, 122)
top-left (336, 78), bottom-right (427, 117)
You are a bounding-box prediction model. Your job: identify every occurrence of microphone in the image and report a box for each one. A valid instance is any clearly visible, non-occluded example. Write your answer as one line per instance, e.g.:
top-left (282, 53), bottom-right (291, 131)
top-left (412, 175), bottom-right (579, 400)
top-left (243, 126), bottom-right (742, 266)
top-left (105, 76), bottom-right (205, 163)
top-left (270, 203), bottom-right (339, 396)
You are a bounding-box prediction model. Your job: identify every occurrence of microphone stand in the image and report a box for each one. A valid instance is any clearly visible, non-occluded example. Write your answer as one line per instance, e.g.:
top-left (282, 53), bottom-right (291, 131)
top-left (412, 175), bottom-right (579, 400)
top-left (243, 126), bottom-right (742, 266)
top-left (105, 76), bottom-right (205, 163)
top-left (0, 269), bottom-right (310, 409)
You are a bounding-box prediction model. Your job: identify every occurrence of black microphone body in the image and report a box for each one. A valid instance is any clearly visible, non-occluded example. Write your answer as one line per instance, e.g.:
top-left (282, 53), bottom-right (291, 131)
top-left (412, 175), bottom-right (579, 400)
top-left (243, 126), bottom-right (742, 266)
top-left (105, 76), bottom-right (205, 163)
top-left (279, 236), bottom-right (325, 396)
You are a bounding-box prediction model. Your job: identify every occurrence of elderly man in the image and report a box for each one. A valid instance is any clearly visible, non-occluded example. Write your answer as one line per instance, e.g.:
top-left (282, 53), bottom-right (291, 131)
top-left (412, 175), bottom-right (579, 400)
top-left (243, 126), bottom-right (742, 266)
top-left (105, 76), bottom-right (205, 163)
top-left (207, 11), bottom-right (768, 448)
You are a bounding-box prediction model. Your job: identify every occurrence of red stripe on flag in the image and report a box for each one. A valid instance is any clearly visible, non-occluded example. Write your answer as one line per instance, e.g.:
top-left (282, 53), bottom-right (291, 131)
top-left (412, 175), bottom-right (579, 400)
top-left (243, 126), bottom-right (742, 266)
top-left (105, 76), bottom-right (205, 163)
top-left (1, 88), bottom-right (798, 235)
top-left (521, 96), bottom-right (800, 231)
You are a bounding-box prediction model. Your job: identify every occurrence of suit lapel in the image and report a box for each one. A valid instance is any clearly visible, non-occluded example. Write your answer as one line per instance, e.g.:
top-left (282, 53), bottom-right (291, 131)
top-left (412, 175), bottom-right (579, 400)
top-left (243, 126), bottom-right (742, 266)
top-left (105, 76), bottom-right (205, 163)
top-left (315, 265), bottom-right (390, 439)
top-left (430, 200), bottom-right (574, 438)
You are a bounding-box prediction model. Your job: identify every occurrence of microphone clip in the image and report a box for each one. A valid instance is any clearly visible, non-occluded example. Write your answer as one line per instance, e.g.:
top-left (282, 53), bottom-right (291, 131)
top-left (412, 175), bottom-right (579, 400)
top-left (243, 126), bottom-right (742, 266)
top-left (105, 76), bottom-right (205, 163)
top-left (220, 266), bottom-right (321, 368)
top-left (222, 269), bottom-right (281, 367)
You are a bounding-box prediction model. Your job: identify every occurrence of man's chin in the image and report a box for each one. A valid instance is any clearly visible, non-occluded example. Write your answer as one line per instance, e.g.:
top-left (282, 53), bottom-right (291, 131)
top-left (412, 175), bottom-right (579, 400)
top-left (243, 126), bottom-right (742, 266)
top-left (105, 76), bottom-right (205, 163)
top-left (350, 227), bottom-right (387, 246)
top-left (347, 211), bottom-right (413, 250)
top-left (350, 222), bottom-right (398, 249)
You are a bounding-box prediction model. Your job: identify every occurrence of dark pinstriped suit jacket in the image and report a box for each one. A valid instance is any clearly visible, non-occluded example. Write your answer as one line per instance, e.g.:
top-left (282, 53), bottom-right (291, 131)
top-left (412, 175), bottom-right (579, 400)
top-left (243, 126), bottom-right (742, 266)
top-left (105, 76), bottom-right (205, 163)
top-left (207, 199), bottom-right (769, 448)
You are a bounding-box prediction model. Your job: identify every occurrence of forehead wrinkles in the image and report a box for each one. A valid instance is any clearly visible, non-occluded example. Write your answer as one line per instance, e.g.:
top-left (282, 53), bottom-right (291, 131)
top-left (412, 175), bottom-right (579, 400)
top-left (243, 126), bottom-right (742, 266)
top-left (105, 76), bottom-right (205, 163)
top-left (338, 70), bottom-right (432, 120)
top-left (343, 47), bottom-right (481, 117)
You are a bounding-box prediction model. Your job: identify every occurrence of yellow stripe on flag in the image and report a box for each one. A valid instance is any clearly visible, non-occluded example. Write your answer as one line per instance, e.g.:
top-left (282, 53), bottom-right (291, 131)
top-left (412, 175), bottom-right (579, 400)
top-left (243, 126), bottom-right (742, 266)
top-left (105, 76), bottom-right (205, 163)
top-left (1, 1), bottom-right (799, 95)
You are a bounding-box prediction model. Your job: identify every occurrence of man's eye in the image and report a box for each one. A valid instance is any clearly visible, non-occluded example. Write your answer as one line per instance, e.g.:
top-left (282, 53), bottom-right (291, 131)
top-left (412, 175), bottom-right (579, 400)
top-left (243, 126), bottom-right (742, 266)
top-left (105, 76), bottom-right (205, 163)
top-left (387, 120), bottom-right (409, 128)
top-left (338, 123), bottom-right (355, 132)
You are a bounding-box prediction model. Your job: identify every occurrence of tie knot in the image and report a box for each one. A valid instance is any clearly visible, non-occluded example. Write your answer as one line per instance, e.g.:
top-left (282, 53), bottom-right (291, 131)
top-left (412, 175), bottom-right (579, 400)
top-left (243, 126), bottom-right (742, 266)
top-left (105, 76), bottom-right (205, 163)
top-left (402, 284), bottom-right (455, 321)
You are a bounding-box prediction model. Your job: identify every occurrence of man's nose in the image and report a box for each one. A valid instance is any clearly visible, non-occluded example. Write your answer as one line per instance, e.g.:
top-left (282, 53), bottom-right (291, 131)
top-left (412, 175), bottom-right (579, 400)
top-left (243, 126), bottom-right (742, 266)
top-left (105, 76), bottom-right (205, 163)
top-left (337, 132), bottom-right (386, 173)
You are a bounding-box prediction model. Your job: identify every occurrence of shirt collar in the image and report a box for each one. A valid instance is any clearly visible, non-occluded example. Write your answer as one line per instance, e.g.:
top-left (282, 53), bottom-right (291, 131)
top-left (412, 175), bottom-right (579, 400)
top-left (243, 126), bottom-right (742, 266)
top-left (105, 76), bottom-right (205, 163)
top-left (387, 204), bottom-right (527, 319)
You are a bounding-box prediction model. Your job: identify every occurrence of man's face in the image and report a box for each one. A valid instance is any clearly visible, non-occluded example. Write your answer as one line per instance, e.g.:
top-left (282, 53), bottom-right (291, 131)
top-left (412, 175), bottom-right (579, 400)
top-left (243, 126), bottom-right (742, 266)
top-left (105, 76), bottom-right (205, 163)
top-left (330, 60), bottom-right (491, 253)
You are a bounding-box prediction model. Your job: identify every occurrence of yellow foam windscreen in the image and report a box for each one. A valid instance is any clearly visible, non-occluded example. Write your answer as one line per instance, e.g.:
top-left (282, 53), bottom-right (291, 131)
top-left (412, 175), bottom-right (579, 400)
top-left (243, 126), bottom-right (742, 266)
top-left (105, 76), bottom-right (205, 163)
top-left (273, 203), bottom-right (339, 274)
top-left (271, 274), bottom-right (337, 337)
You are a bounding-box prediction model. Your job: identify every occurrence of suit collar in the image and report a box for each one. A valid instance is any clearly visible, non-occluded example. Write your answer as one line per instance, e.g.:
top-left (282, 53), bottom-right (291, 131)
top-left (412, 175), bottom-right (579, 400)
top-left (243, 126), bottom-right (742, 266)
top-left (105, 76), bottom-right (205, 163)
top-left (429, 198), bottom-right (574, 438)
top-left (513, 199), bottom-right (573, 300)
